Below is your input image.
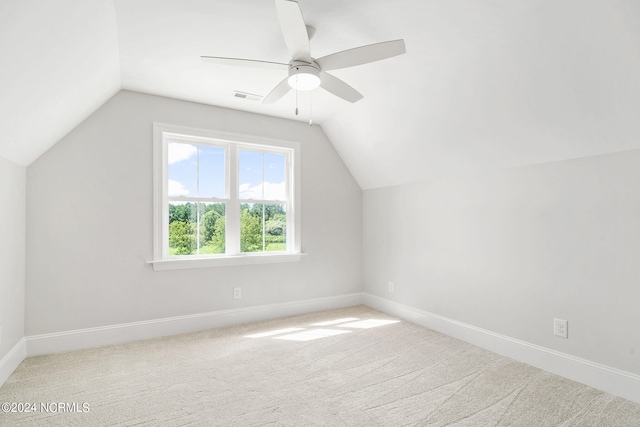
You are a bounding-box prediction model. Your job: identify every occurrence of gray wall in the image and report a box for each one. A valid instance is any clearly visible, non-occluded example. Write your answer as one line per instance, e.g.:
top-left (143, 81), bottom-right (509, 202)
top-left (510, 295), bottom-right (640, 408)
top-left (363, 150), bottom-right (640, 375)
top-left (0, 156), bottom-right (25, 358)
top-left (26, 90), bottom-right (362, 335)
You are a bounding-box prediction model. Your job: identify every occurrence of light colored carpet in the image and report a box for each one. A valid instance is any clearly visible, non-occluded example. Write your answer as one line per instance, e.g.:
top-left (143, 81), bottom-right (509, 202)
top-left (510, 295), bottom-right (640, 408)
top-left (1, 305), bottom-right (639, 426)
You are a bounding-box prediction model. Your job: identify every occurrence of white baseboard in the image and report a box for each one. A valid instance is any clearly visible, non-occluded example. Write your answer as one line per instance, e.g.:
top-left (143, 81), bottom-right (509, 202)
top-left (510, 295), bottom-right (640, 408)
top-left (0, 338), bottom-right (26, 388)
top-left (26, 293), bottom-right (364, 357)
top-left (363, 293), bottom-right (640, 404)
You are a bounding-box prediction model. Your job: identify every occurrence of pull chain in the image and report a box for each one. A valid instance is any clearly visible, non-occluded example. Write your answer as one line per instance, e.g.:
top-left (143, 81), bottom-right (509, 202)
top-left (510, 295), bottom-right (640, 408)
top-left (309, 90), bottom-right (313, 126)
top-left (295, 75), bottom-right (299, 116)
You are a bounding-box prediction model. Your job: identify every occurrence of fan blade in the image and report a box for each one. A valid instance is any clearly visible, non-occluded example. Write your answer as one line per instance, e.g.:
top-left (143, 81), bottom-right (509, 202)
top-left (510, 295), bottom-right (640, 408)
top-left (201, 56), bottom-right (289, 70)
top-left (275, 0), bottom-right (311, 63)
top-left (263, 77), bottom-right (292, 104)
top-left (317, 39), bottom-right (406, 71)
top-left (320, 72), bottom-right (363, 103)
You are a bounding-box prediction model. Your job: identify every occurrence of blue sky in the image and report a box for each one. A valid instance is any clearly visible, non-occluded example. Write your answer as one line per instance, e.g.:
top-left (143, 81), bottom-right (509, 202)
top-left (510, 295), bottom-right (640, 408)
top-left (168, 142), bottom-right (286, 200)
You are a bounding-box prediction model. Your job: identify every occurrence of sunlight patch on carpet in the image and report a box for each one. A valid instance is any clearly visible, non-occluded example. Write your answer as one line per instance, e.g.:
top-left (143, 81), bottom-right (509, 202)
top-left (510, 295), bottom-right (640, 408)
top-left (274, 329), bottom-right (351, 341)
top-left (244, 327), bottom-right (305, 338)
top-left (338, 319), bottom-right (401, 329)
top-left (311, 318), bottom-right (359, 326)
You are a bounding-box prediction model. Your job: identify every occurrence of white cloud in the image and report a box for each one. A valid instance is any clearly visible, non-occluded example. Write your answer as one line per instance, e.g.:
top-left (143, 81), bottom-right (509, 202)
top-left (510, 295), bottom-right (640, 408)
top-left (239, 183), bottom-right (262, 199)
top-left (239, 181), bottom-right (286, 200)
top-left (264, 181), bottom-right (286, 200)
top-left (168, 143), bottom-right (196, 165)
top-left (168, 179), bottom-right (189, 196)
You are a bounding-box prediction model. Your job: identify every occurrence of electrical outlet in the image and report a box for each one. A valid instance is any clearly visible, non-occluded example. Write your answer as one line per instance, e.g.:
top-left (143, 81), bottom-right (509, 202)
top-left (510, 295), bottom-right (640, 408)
top-left (388, 282), bottom-right (395, 293)
top-left (233, 287), bottom-right (242, 299)
top-left (554, 318), bottom-right (568, 338)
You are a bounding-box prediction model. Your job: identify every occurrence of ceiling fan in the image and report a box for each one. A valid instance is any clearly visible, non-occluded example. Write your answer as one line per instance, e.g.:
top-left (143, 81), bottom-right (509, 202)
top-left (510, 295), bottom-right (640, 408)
top-left (201, 0), bottom-right (406, 104)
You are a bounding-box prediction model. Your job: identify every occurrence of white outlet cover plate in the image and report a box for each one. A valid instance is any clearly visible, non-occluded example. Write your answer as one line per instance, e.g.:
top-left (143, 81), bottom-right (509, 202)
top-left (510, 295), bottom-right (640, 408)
top-left (554, 318), bottom-right (568, 338)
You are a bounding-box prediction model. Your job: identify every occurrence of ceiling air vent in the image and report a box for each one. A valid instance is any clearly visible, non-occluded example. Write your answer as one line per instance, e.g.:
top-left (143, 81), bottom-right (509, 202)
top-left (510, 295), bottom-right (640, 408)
top-left (233, 91), bottom-right (263, 102)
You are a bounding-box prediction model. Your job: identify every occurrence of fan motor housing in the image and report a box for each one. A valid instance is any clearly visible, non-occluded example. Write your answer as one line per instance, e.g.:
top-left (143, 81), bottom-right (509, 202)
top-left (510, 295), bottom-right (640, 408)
top-left (288, 61), bottom-right (321, 90)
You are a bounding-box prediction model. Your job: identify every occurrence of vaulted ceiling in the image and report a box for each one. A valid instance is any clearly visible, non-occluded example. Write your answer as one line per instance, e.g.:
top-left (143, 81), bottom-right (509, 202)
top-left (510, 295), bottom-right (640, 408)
top-left (2, 0), bottom-right (640, 189)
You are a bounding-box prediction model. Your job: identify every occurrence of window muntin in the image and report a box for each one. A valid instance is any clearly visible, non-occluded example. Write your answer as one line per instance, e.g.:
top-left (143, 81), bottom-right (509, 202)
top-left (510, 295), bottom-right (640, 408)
top-left (154, 124), bottom-right (299, 265)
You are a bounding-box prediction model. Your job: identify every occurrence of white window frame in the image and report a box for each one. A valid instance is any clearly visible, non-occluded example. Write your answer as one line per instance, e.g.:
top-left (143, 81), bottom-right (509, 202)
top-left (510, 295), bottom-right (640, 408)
top-left (150, 123), bottom-right (302, 271)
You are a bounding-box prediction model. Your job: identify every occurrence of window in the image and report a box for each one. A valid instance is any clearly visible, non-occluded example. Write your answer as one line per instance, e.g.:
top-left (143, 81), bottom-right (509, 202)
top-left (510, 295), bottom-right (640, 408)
top-left (152, 124), bottom-right (301, 270)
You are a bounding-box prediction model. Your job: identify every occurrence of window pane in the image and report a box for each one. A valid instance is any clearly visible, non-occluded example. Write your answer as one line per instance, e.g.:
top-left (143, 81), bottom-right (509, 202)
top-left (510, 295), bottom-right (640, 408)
top-left (239, 150), bottom-right (263, 200)
top-left (168, 202), bottom-right (197, 255)
top-left (168, 202), bottom-right (225, 256)
top-left (240, 203), bottom-right (286, 253)
top-left (198, 202), bottom-right (226, 255)
top-left (240, 203), bottom-right (261, 253)
top-left (264, 153), bottom-right (286, 201)
top-left (198, 145), bottom-right (225, 198)
top-left (265, 204), bottom-right (287, 252)
top-left (239, 151), bottom-right (287, 201)
top-left (168, 142), bottom-right (197, 197)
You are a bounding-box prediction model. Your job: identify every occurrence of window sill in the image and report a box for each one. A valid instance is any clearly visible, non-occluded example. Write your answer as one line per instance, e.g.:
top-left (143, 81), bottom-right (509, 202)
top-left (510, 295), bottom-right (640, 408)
top-left (149, 252), bottom-right (305, 271)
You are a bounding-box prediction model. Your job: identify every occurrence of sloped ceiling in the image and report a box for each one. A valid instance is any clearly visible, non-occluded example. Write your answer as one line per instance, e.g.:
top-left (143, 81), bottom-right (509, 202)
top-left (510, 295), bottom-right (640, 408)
top-left (2, 0), bottom-right (640, 189)
top-left (0, 0), bottom-right (121, 166)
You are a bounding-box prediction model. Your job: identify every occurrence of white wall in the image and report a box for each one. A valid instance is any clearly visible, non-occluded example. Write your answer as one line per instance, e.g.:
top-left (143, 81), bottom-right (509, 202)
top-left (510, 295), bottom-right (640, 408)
top-left (25, 90), bottom-right (362, 336)
top-left (0, 155), bottom-right (25, 358)
top-left (363, 150), bottom-right (640, 375)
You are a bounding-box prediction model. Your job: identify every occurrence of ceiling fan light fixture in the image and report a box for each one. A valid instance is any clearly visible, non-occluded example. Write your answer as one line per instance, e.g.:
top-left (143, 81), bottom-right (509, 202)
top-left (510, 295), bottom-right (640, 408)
top-left (201, 0), bottom-right (406, 104)
top-left (288, 64), bottom-right (320, 91)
